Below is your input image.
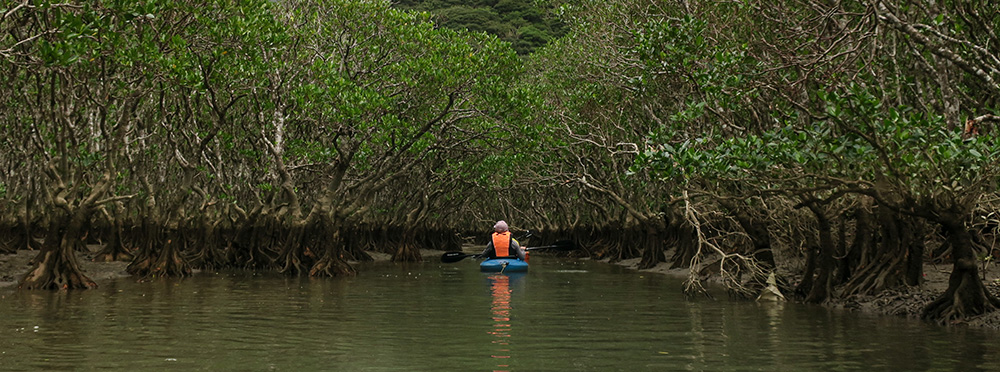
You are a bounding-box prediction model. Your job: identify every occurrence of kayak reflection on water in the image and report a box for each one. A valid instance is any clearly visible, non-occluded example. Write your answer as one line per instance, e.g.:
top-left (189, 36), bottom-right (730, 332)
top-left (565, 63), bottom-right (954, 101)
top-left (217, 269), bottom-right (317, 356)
top-left (487, 273), bottom-right (525, 371)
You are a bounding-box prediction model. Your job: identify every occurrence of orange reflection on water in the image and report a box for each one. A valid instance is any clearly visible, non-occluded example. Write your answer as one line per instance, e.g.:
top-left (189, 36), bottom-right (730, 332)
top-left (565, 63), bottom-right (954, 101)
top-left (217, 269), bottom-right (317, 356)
top-left (489, 274), bottom-right (512, 372)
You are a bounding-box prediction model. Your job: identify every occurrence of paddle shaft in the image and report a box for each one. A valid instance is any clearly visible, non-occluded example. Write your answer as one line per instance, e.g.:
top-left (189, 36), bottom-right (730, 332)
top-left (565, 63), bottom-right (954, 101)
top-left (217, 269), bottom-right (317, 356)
top-left (525, 245), bottom-right (561, 251)
top-left (440, 240), bottom-right (575, 263)
top-left (524, 240), bottom-right (575, 251)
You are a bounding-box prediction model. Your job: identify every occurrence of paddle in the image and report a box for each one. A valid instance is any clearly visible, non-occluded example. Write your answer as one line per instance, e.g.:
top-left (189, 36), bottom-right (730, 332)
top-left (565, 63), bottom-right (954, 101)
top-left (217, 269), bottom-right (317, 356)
top-left (524, 239), bottom-right (576, 252)
top-left (439, 240), bottom-right (577, 263)
top-left (441, 251), bottom-right (481, 263)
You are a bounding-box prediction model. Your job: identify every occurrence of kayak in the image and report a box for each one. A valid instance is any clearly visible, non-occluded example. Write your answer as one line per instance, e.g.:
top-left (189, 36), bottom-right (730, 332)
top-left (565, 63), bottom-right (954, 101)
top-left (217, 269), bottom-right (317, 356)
top-left (480, 258), bottom-right (529, 272)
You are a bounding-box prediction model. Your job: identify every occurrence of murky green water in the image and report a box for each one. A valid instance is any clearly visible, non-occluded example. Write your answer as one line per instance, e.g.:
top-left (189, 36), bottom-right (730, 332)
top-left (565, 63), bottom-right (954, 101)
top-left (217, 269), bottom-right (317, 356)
top-left (1, 256), bottom-right (998, 371)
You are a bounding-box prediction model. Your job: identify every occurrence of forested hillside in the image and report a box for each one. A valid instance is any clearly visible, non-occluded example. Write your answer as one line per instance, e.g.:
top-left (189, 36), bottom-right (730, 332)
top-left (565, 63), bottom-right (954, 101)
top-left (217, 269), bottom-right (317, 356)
top-left (391, 0), bottom-right (567, 54)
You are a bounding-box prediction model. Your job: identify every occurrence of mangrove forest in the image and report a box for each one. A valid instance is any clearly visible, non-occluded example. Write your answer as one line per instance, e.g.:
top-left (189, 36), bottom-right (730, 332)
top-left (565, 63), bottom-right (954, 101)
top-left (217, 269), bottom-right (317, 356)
top-left (2, 0), bottom-right (1000, 326)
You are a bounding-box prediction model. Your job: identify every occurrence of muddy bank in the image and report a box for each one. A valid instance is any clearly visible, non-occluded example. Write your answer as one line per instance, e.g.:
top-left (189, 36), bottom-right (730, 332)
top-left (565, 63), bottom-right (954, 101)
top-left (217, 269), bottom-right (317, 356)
top-left (608, 256), bottom-right (1000, 332)
top-left (0, 247), bottom-right (440, 289)
top-left (0, 248), bottom-right (131, 288)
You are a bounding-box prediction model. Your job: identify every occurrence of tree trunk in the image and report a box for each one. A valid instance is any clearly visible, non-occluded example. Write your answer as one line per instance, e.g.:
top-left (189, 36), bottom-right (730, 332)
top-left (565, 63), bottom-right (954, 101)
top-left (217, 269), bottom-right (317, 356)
top-left (637, 225), bottom-right (665, 270)
top-left (921, 217), bottom-right (1000, 324)
top-left (187, 212), bottom-right (227, 271)
top-left (668, 214), bottom-right (697, 269)
top-left (3, 226), bottom-right (41, 254)
top-left (804, 203), bottom-right (834, 303)
top-left (903, 217), bottom-right (925, 286)
top-left (127, 219), bottom-right (192, 280)
top-left (841, 205), bottom-right (872, 286)
top-left (19, 213), bottom-right (97, 290)
top-left (92, 213), bottom-right (132, 262)
top-left (391, 196), bottom-right (428, 263)
top-left (835, 212), bottom-right (851, 284)
top-left (309, 214), bottom-right (357, 277)
top-left (795, 243), bottom-right (818, 298)
top-left (841, 202), bottom-right (924, 296)
top-left (391, 227), bottom-right (425, 262)
top-left (230, 204), bottom-right (279, 270)
top-left (5, 192), bottom-right (43, 253)
top-left (277, 219), bottom-right (310, 275)
top-left (720, 199), bottom-right (776, 270)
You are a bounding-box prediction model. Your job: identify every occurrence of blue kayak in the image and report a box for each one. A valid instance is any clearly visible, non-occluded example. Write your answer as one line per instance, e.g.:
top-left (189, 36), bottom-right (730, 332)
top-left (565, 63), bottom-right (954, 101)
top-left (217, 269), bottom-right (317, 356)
top-left (480, 258), bottom-right (529, 272)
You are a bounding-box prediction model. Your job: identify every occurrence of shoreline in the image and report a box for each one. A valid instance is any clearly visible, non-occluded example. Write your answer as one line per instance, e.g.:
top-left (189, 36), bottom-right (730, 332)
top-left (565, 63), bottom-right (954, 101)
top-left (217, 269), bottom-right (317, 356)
top-left (0, 249), bottom-right (133, 288)
top-left (0, 248), bottom-right (429, 289)
top-left (6, 248), bottom-right (1000, 331)
top-left (606, 256), bottom-right (1000, 331)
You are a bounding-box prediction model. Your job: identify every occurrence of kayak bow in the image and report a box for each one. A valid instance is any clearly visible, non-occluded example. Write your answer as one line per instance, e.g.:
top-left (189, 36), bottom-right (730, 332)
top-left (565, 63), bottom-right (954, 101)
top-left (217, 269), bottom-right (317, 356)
top-left (480, 258), bottom-right (528, 272)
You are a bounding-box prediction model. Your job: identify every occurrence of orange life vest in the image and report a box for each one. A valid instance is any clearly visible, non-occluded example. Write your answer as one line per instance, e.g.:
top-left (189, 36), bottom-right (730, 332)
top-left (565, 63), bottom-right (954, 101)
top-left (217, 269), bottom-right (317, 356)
top-left (492, 231), bottom-right (511, 257)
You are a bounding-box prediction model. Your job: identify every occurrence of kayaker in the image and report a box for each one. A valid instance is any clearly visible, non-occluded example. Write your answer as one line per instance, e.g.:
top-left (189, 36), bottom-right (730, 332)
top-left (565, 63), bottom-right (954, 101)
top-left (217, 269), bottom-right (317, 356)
top-left (480, 220), bottom-right (526, 260)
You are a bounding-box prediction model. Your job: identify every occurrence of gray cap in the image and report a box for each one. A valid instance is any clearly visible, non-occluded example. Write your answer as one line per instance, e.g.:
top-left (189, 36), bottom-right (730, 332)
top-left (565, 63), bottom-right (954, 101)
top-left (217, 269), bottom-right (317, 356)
top-left (493, 220), bottom-right (508, 232)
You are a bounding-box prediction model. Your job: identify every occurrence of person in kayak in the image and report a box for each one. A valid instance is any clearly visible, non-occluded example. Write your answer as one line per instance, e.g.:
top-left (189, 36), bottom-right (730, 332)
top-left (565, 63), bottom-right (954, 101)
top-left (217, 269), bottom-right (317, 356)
top-left (480, 220), bottom-right (526, 260)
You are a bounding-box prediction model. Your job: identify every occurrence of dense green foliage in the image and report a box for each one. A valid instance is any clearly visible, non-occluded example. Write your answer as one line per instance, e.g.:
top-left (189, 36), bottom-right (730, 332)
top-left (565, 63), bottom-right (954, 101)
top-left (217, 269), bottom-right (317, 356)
top-left (520, 0), bottom-right (1000, 320)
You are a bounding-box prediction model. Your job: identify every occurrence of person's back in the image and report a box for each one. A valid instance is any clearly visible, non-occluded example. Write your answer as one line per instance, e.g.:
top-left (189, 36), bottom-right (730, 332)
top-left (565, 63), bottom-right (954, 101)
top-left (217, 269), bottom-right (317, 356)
top-left (481, 220), bottom-right (525, 260)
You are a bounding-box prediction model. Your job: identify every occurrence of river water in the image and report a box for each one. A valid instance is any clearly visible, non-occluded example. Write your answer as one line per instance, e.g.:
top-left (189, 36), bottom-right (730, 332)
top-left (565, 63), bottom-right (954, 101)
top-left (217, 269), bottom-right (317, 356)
top-left (1, 256), bottom-right (999, 371)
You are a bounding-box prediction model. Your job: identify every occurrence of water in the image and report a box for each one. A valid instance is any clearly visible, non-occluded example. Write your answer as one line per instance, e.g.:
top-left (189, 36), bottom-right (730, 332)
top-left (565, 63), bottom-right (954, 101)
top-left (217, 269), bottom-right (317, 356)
top-left (1, 256), bottom-right (999, 371)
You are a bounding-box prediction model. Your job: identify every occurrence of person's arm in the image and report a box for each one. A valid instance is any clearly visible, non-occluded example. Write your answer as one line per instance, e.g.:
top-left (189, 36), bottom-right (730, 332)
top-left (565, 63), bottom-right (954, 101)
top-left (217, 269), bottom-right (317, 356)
top-left (481, 242), bottom-right (494, 258)
top-left (511, 239), bottom-right (525, 260)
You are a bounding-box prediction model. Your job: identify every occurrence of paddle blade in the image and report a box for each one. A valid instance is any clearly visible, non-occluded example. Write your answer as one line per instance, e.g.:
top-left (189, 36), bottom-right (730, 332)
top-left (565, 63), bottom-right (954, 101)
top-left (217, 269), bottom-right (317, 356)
top-left (441, 251), bottom-right (475, 263)
top-left (550, 240), bottom-right (576, 250)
